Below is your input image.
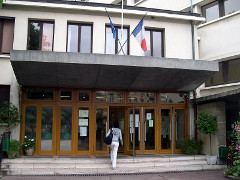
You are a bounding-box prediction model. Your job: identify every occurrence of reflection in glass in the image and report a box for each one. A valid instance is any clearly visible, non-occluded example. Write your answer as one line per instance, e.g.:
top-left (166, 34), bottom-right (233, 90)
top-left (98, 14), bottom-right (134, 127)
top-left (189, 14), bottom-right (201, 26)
top-left (41, 107), bottom-right (53, 151)
top-left (80, 26), bottom-right (92, 53)
top-left (60, 107), bottom-right (72, 151)
top-left (160, 93), bottom-right (184, 103)
top-left (25, 106), bottom-right (37, 139)
top-left (129, 109), bottom-right (140, 150)
top-left (28, 22), bottom-right (40, 50)
top-left (128, 92), bottom-right (155, 103)
top-left (205, 63), bottom-right (223, 86)
top-left (67, 25), bottom-right (78, 52)
top-left (161, 109), bottom-right (171, 150)
top-left (78, 108), bottom-right (89, 151)
top-left (105, 27), bottom-right (115, 54)
top-left (26, 89), bottom-right (53, 100)
top-left (145, 109), bottom-right (155, 150)
top-left (228, 59), bottom-right (240, 83)
top-left (79, 91), bottom-right (90, 101)
top-left (225, 0), bottom-right (240, 15)
top-left (60, 91), bottom-right (72, 101)
top-left (117, 28), bottom-right (128, 55)
top-left (205, 2), bottom-right (219, 22)
top-left (96, 108), bottom-right (107, 151)
top-left (175, 109), bottom-right (185, 149)
top-left (96, 91), bottom-right (123, 102)
top-left (145, 30), bottom-right (151, 56)
top-left (42, 23), bottom-right (53, 51)
top-left (153, 31), bottom-right (162, 57)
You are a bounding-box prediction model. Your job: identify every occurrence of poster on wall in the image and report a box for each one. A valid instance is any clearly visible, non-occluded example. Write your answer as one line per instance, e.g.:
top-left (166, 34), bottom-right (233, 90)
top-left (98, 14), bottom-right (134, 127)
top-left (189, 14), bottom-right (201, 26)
top-left (149, 120), bottom-right (154, 127)
top-left (80, 127), bottom-right (87, 136)
top-left (146, 113), bottom-right (151, 120)
top-left (79, 119), bottom-right (88, 126)
top-left (79, 110), bottom-right (89, 118)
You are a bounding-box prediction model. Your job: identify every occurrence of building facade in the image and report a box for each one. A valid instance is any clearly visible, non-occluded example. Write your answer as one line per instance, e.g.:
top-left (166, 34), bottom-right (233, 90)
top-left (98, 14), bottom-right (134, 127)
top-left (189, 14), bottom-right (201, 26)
top-left (0, 0), bottom-right (219, 156)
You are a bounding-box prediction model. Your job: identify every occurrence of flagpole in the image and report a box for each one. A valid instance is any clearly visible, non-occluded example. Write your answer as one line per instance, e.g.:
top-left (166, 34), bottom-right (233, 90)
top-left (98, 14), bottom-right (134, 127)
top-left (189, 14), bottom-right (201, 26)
top-left (117, 11), bottom-right (148, 54)
top-left (121, 0), bottom-right (124, 55)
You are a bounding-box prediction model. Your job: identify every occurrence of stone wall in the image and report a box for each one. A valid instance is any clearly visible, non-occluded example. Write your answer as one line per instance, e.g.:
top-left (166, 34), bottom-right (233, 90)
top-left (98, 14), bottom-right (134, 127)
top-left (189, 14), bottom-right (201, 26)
top-left (197, 101), bottom-right (226, 156)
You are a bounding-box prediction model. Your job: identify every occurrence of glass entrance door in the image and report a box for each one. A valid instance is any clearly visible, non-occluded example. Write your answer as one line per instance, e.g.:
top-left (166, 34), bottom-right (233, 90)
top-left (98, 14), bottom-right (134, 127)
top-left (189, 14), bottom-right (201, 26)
top-left (143, 108), bottom-right (156, 153)
top-left (159, 107), bottom-right (186, 154)
top-left (95, 106), bottom-right (109, 155)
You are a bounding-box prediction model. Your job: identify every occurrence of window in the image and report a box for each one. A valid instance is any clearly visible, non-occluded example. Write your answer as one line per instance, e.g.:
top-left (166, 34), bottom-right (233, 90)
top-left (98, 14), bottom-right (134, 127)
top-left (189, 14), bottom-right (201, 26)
top-left (205, 58), bottom-right (240, 87)
top-left (202, 0), bottom-right (240, 22)
top-left (0, 85), bottom-right (10, 109)
top-left (0, 18), bottom-right (14, 54)
top-left (28, 21), bottom-right (54, 51)
top-left (128, 92), bottom-right (155, 103)
top-left (96, 91), bottom-right (123, 102)
top-left (145, 29), bottom-right (164, 57)
top-left (160, 93), bottom-right (185, 103)
top-left (67, 23), bottom-right (92, 53)
top-left (105, 26), bottom-right (129, 55)
top-left (26, 89), bottom-right (54, 100)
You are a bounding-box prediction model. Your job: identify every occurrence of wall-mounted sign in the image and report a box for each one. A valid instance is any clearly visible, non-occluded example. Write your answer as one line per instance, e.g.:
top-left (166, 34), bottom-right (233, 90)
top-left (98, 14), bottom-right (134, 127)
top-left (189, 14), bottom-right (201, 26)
top-left (146, 113), bottom-right (152, 120)
top-left (79, 119), bottom-right (88, 126)
top-left (79, 110), bottom-right (89, 118)
top-left (80, 127), bottom-right (87, 136)
top-left (149, 120), bottom-right (154, 127)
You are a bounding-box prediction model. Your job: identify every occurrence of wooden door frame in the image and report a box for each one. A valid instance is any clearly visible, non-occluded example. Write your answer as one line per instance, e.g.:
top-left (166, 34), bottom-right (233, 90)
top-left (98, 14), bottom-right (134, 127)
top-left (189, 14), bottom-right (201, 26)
top-left (93, 106), bottom-right (109, 155)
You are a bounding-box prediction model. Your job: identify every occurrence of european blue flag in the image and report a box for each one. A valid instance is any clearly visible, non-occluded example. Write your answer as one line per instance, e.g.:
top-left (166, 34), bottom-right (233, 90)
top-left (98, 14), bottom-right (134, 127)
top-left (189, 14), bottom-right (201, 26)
top-left (106, 11), bottom-right (116, 40)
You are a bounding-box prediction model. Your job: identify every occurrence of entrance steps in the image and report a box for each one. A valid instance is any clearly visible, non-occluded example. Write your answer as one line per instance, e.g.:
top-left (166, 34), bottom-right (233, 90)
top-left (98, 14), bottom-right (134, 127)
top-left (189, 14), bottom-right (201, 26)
top-left (1, 155), bottom-right (226, 176)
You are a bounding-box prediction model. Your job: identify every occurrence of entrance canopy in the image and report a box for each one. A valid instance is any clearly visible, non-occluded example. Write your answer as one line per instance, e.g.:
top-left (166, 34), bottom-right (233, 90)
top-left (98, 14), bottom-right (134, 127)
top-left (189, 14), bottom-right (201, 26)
top-left (10, 50), bottom-right (218, 91)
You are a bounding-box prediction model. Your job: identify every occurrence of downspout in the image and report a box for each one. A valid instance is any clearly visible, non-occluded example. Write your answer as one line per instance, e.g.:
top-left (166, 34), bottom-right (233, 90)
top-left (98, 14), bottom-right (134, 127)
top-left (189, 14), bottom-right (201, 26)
top-left (190, 0), bottom-right (198, 139)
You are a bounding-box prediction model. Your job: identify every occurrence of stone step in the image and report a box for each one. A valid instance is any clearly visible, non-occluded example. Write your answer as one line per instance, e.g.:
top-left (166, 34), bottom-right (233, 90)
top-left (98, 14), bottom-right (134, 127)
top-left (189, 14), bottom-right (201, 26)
top-left (4, 165), bottom-right (226, 176)
top-left (2, 159), bottom-right (208, 170)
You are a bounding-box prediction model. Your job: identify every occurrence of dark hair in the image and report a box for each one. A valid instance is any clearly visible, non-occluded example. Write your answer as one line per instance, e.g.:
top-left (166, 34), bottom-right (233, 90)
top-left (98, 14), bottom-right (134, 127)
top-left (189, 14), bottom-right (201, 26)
top-left (113, 122), bottom-right (119, 128)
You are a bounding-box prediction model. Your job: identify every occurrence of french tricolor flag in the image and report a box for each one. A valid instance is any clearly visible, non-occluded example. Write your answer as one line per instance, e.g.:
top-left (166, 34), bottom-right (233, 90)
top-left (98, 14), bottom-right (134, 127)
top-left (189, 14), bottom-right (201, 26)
top-left (132, 18), bottom-right (147, 52)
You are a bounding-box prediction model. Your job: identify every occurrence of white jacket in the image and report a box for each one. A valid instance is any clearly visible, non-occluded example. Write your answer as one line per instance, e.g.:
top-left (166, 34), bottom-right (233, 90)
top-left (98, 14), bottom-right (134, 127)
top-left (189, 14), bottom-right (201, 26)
top-left (106, 128), bottom-right (123, 146)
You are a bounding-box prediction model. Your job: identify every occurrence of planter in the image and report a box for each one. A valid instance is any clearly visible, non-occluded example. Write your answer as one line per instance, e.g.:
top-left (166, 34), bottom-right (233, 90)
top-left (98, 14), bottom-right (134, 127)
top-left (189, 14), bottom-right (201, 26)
top-left (207, 155), bottom-right (217, 165)
top-left (25, 148), bottom-right (34, 156)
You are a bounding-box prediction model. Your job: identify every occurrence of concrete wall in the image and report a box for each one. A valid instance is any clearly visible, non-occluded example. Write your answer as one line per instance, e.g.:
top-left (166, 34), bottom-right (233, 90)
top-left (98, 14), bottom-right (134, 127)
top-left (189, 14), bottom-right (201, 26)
top-left (197, 102), bottom-right (226, 156)
top-left (0, 7), bottom-right (195, 60)
top-left (198, 12), bottom-right (240, 61)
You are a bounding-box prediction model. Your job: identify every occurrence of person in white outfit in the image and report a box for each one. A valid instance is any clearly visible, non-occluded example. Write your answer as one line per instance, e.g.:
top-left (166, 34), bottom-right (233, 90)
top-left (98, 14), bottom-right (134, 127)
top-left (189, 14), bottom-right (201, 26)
top-left (106, 122), bottom-right (123, 170)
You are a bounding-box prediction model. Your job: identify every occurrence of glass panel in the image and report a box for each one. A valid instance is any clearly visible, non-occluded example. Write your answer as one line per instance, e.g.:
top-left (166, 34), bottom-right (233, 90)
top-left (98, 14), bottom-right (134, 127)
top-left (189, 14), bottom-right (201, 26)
top-left (205, 62), bottom-right (223, 86)
top-left (41, 107), bottom-right (53, 151)
top-left (203, 1), bottom-right (219, 22)
top-left (145, 109), bottom-right (155, 150)
top-left (161, 109), bottom-right (171, 150)
top-left (60, 107), bottom-right (72, 151)
top-left (96, 108), bottom-right (107, 151)
top-left (25, 106), bottom-right (37, 139)
top-left (0, 85), bottom-right (10, 109)
top-left (128, 92), bottom-right (155, 103)
top-left (41, 23), bottom-right (53, 51)
top-left (96, 91), bottom-right (123, 102)
top-left (79, 91), bottom-right (90, 101)
top-left (175, 109), bottom-right (185, 149)
top-left (26, 89), bottom-right (53, 100)
top-left (228, 59), bottom-right (240, 83)
top-left (160, 93), bottom-right (185, 103)
top-left (67, 25), bottom-right (78, 52)
top-left (78, 108), bottom-right (89, 151)
top-left (153, 31), bottom-right (162, 57)
top-left (145, 30), bottom-right (151, 56)
top-left (1, 20), bottom-right (14, 54)
top-left (28, 22), bottom-right (40, 50)
top-left (80, 26), bottom-right (92, 53)
top-left (117, 28), bottom-right (128, 55)
top-left (129, 109), bottom-right (140, 150)
top-left (60, 91), bottom-right (72, 101)
top-left (105, 27), bottom-right (115, 54)
top-left (224, 0), bottom-right (240, 15)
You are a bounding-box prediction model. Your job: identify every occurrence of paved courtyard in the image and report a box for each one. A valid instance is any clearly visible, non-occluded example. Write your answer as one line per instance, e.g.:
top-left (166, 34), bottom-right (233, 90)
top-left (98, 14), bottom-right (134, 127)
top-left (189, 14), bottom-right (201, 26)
top-left (1, 170), bottom-right (228, 180)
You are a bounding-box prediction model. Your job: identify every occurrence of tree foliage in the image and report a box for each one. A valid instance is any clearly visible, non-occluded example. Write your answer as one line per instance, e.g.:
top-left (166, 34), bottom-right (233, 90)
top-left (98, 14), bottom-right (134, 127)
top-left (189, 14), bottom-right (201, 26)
top-left (197, 112), bottom-right (217, 135)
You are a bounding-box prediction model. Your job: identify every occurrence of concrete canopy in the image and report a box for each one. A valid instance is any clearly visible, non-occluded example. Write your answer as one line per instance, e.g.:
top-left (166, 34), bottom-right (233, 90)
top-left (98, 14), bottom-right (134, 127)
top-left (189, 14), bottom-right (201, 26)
top-left (10, 50), bottom-right (219, 92)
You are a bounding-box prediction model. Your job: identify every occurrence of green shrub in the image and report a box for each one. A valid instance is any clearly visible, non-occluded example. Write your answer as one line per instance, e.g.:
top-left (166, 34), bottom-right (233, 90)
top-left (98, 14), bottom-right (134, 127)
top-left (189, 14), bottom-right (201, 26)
top-left (182, 138), bottom-right (203, 155)
top-left (8, 140), bottom-right (21, 159)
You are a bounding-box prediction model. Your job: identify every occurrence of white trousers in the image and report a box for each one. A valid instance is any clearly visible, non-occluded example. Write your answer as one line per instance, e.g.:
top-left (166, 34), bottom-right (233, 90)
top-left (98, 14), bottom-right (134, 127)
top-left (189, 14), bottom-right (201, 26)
top-left (110, 142), bottom-right (119, 169)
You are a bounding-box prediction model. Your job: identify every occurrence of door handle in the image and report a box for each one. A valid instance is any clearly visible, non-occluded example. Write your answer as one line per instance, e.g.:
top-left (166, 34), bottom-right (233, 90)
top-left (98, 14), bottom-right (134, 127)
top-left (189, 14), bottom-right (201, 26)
top-left (169, 121), bottom-right (171, 141)
top-left (176, 121), bottom-right (178, 141)
top-left (106, 121), bottom-right (108, 136)
top-left (145, 121), bottom-right (146, 141)
top-left (138, 121), bottom-right (140, 142)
